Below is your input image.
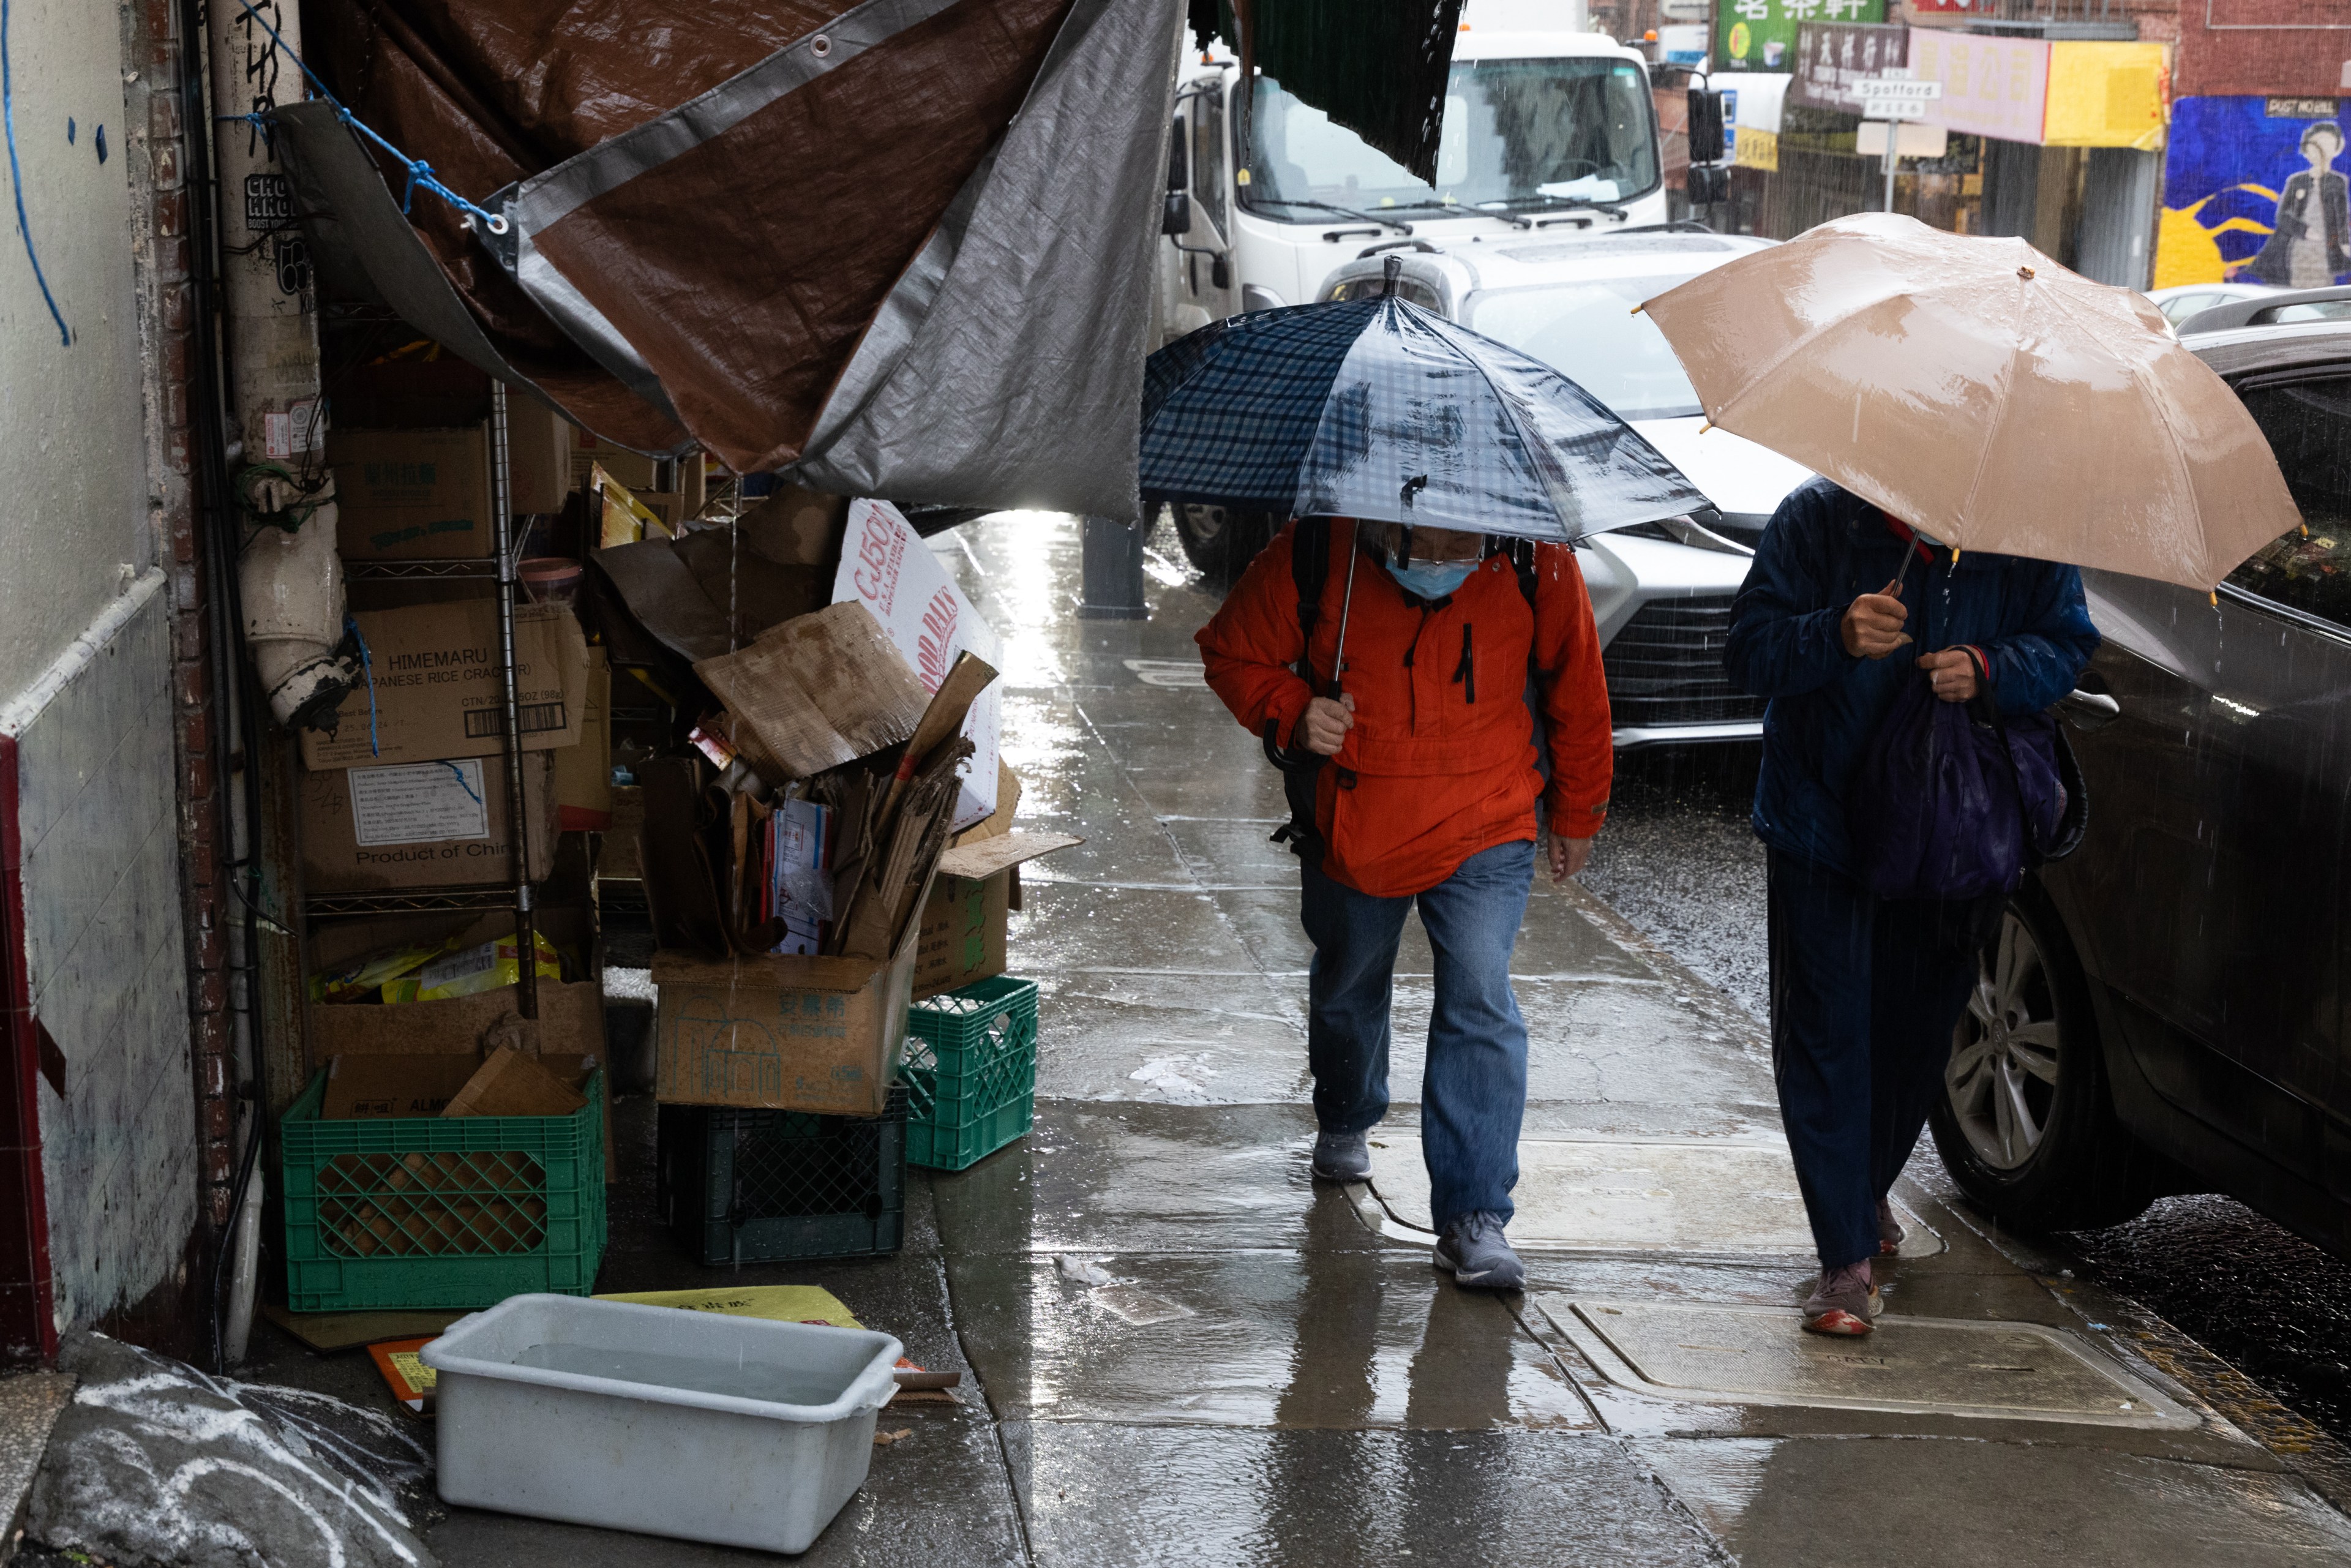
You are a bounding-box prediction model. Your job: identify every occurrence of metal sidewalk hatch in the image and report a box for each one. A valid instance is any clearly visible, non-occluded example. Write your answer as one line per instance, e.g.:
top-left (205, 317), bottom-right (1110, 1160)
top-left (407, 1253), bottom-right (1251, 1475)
top-left (1538, 1297), bottom-right (2196, 1430)
top-left (1363, 1137), bottom-right (1941, 1258)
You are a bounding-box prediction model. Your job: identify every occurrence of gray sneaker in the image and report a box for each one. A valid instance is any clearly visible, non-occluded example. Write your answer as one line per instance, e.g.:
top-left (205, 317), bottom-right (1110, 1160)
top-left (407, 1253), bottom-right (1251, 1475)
top-left (1433, 1211), bottom-right (1526, 1291)
top-left (1877, 1198), bottom-right (1906, 1257)
top-left (1801, 1260), bottom-right (1882, 1337)
top-left (1311, 1130), bottom-right (1371, 1182)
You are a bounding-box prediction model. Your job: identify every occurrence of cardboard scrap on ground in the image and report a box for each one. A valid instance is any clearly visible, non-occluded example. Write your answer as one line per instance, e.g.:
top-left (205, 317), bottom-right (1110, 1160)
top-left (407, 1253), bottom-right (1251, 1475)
top-left (261, 1303), bottom-right (466, 1354)
top-left (368, 1337), bottom-right (438, 1416)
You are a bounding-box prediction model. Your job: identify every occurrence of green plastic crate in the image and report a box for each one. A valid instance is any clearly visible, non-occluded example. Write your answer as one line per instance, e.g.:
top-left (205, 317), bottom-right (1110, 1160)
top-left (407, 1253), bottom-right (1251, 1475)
top-left (903, 976), bottom-right (1038, 1171)
top-left (280, 1068), bottom-right (608, 1311)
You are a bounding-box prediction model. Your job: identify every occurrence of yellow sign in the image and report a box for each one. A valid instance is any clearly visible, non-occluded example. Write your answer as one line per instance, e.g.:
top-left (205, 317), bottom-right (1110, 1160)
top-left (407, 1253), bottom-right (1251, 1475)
top-left (1727, 20), bottom-right (1750, 60)
top-left (1734, 127), bottom-right (1779, 173)
top-left (594, 1284), bottom-right (863, 1328)
top-left (2044, 42), bottom-right (2171, 151)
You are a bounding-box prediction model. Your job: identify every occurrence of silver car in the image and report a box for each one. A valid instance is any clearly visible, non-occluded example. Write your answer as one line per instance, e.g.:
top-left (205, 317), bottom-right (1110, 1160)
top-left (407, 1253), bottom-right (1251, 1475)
top-left (1171, 229), bottom-right (1812, 748)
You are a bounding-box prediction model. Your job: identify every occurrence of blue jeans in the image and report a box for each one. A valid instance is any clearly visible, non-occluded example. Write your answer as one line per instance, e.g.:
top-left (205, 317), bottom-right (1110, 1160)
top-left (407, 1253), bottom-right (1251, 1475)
top-left (1767, 850), bottom-right (1982, 1270)
top-left (1300, 839), bottom-right (1535, 1230)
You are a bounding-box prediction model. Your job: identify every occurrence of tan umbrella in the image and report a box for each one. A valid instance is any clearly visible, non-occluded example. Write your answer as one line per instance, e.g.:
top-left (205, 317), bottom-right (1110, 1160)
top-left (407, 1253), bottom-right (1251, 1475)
top-left (1640, 212), bottom-right (2300, 591)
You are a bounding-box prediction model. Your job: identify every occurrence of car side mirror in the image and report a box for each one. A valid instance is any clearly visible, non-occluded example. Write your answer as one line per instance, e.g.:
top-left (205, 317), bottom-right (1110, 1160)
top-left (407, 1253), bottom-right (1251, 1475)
top-left (1163, 189), bottom-right (1193, 236)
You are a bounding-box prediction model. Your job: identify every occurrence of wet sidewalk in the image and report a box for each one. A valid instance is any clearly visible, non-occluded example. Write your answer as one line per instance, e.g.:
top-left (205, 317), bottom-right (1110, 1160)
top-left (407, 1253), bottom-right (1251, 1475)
top-left (243, 513), bottom-right (2351, 1566)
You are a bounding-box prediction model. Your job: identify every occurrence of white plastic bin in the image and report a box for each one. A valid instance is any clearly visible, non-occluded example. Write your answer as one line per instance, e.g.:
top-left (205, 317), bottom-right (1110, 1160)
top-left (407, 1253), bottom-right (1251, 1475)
top-left (422, 1293), bottom-right (902, 1554)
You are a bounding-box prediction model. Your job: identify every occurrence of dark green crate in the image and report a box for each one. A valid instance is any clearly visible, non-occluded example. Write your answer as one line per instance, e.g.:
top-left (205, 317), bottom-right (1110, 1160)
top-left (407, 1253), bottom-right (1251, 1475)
top-left (904, 976), bottom-right (1038, 1172)
top-left (658, 1086), bottom-right (907, 1266)
top-left (280, 1068), bottom-right (607, 1312)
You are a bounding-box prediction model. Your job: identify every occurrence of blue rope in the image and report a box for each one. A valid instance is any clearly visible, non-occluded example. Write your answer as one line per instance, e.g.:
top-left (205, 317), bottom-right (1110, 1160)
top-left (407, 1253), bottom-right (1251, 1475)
top-left (436, 761), bottom-right (484, 806)
top-left (345, 613), bottom-right (379, 757)
top-left (1, 0), bottom-right (70, 347)
top-left (224, 0), bottom-right (507, 234)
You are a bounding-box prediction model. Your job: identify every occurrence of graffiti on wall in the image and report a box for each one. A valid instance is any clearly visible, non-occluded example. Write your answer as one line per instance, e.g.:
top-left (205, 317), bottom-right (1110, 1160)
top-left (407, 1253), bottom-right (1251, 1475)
top-left (2159, 95), bottom-right (2351, 289)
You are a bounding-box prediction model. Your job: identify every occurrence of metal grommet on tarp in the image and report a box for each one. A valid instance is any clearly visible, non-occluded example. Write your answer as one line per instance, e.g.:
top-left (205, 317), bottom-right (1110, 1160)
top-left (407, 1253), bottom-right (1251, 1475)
top-left (812, 34), bottom-right (832, 58)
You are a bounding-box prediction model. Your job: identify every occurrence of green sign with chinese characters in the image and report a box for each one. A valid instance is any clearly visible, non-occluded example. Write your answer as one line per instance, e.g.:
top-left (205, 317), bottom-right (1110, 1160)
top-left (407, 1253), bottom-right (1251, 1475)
top-left (1717, 0), bottom-right (1886, 73)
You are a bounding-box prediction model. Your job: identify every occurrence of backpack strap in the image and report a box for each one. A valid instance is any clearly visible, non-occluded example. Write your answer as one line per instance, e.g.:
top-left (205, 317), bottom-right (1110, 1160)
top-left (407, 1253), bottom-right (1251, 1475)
top-left (1289, 517), bottom-right (1331, 679)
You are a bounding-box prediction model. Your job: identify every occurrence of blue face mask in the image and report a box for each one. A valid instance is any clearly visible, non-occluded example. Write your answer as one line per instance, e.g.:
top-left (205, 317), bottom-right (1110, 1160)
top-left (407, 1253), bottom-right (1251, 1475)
top-left (1384, 556), bottom-right (1477, 601)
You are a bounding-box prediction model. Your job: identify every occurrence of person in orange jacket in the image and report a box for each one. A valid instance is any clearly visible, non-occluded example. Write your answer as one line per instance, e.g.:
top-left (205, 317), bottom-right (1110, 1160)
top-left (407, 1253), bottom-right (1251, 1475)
top-left (1197, 517), bottom-right (1613, 1289)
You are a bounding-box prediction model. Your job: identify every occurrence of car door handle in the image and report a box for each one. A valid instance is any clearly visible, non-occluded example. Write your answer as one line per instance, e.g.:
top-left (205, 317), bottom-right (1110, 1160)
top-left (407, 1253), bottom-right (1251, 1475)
top-left (2056, 688), bottom-right (2121, 731)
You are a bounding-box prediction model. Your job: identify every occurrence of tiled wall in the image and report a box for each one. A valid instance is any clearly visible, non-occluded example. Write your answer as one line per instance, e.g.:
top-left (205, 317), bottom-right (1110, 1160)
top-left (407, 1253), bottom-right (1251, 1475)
top-left (1, 573), bottom-right (195, 1336)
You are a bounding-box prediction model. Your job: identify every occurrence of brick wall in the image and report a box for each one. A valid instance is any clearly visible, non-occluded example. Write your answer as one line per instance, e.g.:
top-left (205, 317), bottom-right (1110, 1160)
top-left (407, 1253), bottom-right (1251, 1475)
top-left (122, 0), bottom-right (231, 1356)
top-left (2178, 0), bottom-right (2351, 97)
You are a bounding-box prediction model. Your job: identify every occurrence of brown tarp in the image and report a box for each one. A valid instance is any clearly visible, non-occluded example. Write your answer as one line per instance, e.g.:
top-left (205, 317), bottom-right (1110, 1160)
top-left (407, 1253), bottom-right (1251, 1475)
top-left (294, 0), bottom-right (1178, 516)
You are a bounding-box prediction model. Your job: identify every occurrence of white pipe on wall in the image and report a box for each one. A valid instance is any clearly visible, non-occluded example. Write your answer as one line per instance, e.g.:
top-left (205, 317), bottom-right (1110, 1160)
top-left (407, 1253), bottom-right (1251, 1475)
top-left (208, 0), bottom-right (352, 728)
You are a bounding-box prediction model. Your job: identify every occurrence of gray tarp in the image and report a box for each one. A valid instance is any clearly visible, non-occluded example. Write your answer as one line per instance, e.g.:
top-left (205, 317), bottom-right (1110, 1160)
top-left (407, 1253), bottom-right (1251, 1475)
top-left (785, 0), bottom-right (1182, 520)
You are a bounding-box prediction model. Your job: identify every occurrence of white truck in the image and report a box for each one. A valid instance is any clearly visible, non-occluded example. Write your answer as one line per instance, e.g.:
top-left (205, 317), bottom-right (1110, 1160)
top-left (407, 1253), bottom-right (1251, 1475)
top-left (1153, 0), bottom-right (1668, 572)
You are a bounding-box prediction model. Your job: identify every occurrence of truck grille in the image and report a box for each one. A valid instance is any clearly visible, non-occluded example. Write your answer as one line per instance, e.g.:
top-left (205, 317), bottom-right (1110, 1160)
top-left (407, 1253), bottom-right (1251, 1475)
top-left (1602, 595), bottom-right (1767, 729)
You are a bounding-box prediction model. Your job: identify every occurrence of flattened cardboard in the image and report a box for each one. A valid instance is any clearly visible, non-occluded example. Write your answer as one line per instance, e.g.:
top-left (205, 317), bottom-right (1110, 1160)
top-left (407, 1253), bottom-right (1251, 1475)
top-left (916, 831), bottom-right (1079, 999)
top-left (331, 427), bottom-right (495, 562)
top-left (934, 830), bottom-right (1082, 882)
top-left (442, 1048), bottom-right (588, 1119)
top-left (556, 649), bottom-right (612, 833)
top-left (300, 752), bottom-right (557, 892)
top-left (319, 1051), bottom-right (594, 1119)
top-left (301, 601), bottom-right (590, 770)
top-left (590, 493), bottom-right (839, 664)
top-left (693, 604), bottom-right (930, 779)
top-left (651, 901), bottom-right (925, 1117)
top-left (831, 498), bottom-right (1000, 829)
top-left (320, 1054), bottom-right (481, 1119)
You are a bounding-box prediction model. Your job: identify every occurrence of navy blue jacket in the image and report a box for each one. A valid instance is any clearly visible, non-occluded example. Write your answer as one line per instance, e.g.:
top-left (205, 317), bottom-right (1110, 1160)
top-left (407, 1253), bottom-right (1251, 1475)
top-left (1724, 478), bottom-right (2100, 874)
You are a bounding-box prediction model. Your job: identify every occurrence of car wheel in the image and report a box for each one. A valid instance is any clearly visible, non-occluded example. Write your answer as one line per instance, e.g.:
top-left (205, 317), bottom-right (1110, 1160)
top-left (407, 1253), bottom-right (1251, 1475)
top-left (1171, 503), bottom-right (1277, 585)
top-left (1927, 897), bottom-right (2156, 1232)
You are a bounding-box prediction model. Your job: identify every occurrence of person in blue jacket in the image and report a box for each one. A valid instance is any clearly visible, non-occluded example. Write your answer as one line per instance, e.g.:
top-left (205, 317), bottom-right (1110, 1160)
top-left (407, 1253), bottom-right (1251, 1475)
top-left (1725, 477), bottom-right (2098, 1336)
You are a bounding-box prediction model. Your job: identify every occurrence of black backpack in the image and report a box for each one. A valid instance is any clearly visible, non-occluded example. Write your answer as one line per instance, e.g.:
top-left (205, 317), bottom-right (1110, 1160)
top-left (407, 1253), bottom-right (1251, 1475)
top-left (1264, 519), bottom-right (1548, 863)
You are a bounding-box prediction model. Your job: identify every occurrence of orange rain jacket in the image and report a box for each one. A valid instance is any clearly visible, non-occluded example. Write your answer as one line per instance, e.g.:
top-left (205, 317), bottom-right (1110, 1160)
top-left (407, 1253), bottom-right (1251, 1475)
top-left (1196, 522), bottom-right (1614, 899)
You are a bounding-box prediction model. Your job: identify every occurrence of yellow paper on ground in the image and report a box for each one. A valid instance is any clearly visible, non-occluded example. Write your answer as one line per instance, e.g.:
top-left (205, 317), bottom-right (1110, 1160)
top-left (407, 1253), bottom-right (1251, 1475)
top-left (593, 1284), bottom-right (861, 1328)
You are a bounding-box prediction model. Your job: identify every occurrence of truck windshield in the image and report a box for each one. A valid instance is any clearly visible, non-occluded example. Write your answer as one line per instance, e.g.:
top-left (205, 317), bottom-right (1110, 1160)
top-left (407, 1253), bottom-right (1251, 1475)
top-left (1245, 58), bottom-right (1657, 215)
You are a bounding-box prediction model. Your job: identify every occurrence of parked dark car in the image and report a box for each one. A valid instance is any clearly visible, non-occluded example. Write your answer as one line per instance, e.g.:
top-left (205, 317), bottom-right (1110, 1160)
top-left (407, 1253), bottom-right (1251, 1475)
top-left (1932, 286), bottom-right (2351, 1258)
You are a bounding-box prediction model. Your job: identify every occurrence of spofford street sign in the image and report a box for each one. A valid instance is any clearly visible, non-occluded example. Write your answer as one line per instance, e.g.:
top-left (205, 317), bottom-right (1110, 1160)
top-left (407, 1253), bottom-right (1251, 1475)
top-left (1857, 75), bottom-right (1941, 118)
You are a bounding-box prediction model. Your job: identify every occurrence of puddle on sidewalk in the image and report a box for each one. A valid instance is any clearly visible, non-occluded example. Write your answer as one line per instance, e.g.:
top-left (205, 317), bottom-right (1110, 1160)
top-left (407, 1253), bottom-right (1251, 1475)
top-left (1540, 1297), bottom-right (2195, 1429)
top-left (1360, 1136), bottom-right (1942, 1259)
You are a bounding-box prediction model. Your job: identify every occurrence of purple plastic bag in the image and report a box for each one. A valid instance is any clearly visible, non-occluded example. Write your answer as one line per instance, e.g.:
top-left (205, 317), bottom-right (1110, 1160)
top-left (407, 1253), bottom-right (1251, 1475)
top-left (1850, 675), bottom-right (2070, 901)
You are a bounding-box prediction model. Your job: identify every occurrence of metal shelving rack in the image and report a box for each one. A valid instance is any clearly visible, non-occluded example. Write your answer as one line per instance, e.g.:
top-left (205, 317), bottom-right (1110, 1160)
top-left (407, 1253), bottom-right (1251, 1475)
top-left (308, 382), bottom-right (541, 1020)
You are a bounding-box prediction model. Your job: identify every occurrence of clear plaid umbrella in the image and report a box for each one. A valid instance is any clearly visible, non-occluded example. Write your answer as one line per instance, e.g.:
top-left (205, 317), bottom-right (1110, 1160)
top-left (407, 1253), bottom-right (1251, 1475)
top-left (1139, 259), bottom-right (1706, 541)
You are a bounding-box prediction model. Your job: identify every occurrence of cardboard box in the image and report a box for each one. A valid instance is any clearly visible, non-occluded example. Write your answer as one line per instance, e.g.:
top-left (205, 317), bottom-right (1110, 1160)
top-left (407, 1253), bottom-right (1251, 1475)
top-left (508, 397), bottom-right (575, 515)
top-left (318, 1052), bottom-right (595, 1119)
top-left (569, 429), bottom-right (660, 493)
top-left (306, 905), bottom-right (612, 1174)
top-left (913, 830), bottom-right (1081, 999)
top-left (557, 648), bottom-right (613, 833)
top-left (831, 499), bottom-right (1001, 830)
top-left (651, 912), bottom-right (924, 1117)
top-left (331, 427), bottom-right (496, 562)
top-left (302, 601), bottom-right (590, 770)
top-left (300, 752), bottom-right (558, 892)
